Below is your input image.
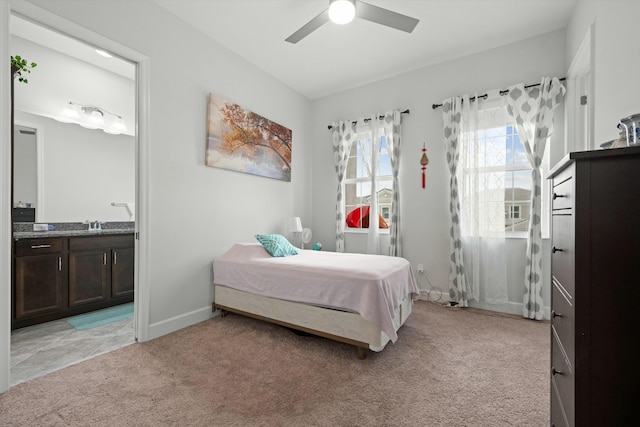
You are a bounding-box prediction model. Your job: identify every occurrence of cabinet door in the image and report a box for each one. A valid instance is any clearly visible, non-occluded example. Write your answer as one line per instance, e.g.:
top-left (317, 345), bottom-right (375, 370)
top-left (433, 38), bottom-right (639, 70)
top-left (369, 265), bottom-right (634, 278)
top-left (111, 247), bottom-right (134, 298)
top-left (14, 254), bottom-right (66, 319)
top-left (68, 251), bottom-right (110, 307)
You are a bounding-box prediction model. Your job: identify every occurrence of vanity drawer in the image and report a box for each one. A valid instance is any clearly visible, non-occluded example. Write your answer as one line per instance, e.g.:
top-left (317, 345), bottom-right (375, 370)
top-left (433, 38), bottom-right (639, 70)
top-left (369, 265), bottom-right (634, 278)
top-left (551, 214), bottom-right (574, 297)
top-left (552, 329), bottom-right (574, 427)
top-left (69, 234), bottom-right (134, 251)
top-left (552, 164), bottom-right (575, 211)
top-left (15, 238), bottom-right (64, 256)
top-left (552, 279), bottom-right (574, 365)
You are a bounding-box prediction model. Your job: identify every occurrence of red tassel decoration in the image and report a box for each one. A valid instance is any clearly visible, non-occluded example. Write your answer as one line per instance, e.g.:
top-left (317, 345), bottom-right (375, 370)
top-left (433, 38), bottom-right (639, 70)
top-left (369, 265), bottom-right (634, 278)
top-left (420, 143), bottom-right (429, 189)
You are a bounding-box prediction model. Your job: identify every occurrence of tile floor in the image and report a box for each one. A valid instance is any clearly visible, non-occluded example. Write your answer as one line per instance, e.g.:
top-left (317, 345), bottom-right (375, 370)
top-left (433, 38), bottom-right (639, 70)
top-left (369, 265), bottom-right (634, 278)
top-left (10, 311), bottom-right (135, 386)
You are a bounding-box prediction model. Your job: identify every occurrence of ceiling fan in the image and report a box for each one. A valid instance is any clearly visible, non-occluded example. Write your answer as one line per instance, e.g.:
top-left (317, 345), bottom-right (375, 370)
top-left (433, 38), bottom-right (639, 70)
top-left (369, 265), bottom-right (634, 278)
top-left (285, 0), bottom-right (419, 44)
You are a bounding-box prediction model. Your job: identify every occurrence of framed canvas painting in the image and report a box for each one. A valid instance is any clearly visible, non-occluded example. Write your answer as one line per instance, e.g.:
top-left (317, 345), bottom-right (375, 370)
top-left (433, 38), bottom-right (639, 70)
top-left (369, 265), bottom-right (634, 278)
top-left (206, 93), bottom-right (292, 181)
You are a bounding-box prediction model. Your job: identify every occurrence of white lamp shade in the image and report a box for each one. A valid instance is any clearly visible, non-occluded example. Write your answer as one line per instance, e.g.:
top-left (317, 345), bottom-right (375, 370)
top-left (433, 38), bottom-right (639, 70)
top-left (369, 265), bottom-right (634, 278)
top-left (288, 217), bottom-right (303, 233)
top-left (104, 116), bottom-right (128, 135)
top-left (81, 110), bottom-right (105, 129)
top-left (328, 0), bottom-right (355, 24)
top-left (56, 104), bottom-right (80, 123)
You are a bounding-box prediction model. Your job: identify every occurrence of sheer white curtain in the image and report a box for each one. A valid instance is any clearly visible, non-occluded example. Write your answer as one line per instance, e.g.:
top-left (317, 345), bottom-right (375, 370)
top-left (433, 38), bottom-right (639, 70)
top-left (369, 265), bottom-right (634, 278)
top-left (331, 120), bottom-right (357, 253)
top-left (443, 93), bottom-right (510, 306)
top-left (458, 94), bottom-right (509, 304)
top-left (361, 115), bottom-right (381, 254)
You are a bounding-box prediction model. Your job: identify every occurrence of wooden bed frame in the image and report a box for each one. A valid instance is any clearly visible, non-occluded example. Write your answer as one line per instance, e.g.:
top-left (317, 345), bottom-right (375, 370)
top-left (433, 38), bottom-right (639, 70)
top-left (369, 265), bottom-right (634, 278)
top-left (212, 284), bottom-right (413, 359)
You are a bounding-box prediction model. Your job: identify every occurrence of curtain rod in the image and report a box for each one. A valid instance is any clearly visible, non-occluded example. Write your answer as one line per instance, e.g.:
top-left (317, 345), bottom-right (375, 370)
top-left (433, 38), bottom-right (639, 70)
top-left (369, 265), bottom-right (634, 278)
top-left (327, 109), bottom-right (410, 130)
top-left (431, 78), bottom-right (566, 110)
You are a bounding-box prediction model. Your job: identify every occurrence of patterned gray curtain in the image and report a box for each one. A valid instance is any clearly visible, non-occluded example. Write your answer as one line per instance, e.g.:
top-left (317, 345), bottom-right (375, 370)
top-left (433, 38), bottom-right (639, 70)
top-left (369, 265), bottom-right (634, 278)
top-left (331, 120), bottom-right (357, 253)
top-left (384, 110), bottom-right (403, 257)
top-left (505, 77), bottom-right (565, 320)
top-left (442, 98), bottom-right (471, 306)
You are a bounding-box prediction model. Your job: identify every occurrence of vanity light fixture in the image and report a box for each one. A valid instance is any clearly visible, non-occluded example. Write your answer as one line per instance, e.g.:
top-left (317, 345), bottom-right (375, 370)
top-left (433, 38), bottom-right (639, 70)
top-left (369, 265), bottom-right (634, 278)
top-left (55, 101), bottom-right (128, 135)
top-left (328, 0), bottom-right (356, 24)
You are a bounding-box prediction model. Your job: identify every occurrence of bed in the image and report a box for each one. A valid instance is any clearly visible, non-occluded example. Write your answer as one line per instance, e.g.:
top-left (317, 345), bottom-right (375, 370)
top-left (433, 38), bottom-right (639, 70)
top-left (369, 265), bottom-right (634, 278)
top-left (212, 242), bottom-right (418, 358)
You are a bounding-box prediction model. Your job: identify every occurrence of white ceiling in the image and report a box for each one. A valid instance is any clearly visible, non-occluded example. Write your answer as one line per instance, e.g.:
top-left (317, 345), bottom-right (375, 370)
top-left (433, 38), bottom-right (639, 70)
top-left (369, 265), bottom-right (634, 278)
top-left (11, 15), bottom-right (135, 80)
top-left (154, 0), bottom-right (578, 100)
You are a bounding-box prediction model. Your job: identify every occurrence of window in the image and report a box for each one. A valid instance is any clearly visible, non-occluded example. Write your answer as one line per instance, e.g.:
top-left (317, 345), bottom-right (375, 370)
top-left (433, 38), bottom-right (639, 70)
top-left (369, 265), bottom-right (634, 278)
top-left (382, 206), bottom-right (390, 220)
top-left (508, 205), bottom-right (521, 219)
top-left (344, 132), bottom-right (392, 230)
top-left (460, 116), bottom-right (548, 236)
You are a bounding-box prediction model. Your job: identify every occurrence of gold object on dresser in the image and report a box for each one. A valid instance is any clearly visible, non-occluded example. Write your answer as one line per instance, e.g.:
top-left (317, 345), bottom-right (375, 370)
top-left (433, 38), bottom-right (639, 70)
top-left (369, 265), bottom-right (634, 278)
top-left (548, 146), bottom-right (640, 426)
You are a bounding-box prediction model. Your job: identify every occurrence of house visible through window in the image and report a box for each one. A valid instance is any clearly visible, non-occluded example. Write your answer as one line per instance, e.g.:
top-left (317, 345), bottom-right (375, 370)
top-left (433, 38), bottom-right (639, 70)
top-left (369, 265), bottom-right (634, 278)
top-left (344, 132), bottom-right (392, 230)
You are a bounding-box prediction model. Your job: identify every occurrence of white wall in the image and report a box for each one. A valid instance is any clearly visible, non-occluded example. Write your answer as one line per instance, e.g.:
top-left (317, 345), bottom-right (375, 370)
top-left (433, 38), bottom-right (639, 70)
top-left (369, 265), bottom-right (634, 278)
top-left (311, 30), bottom-right (566, 314)
top-left (11, 36), bottom-right (136, 135)
top-left (566, 0), bottom-right (640, 147)
top-left (9, 0), bottom-right (313, 336)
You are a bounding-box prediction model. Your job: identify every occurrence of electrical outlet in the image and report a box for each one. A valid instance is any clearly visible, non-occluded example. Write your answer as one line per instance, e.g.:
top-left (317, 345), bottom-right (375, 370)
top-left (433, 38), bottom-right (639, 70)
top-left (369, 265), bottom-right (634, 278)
top-left (417, 263), bottom-right (424, 272)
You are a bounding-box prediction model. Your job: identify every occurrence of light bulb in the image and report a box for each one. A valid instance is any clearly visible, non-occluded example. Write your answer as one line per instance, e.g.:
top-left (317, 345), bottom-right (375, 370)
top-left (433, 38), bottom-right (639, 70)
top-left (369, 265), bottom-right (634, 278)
top-left (328, 0), bottom-right (355, 25)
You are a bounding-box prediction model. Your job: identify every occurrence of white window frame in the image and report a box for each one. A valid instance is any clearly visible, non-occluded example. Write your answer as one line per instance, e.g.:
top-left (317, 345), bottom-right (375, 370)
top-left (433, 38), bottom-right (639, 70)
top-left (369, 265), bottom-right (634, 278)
top-left (509, 205), bottom-right (521, 219)
top-left (344, 129), bottom-right (393, 234)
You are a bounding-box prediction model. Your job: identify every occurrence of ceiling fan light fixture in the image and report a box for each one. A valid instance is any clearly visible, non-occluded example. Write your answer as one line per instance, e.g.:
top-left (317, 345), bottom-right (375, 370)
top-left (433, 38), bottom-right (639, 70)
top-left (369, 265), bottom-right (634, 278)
top-left (328, 0), bottom-right (355, 25)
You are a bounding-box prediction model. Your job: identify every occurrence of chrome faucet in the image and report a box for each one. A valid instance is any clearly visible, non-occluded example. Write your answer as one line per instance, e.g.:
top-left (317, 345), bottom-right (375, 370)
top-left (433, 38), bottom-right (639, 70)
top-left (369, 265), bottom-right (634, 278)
top-left (86, 220), bottom-right (104, 231)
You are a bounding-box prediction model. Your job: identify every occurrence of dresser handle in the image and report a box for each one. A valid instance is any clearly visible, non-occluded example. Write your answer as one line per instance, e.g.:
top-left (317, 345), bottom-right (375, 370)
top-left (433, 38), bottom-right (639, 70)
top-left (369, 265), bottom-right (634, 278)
top-left (104, 252), bottom-right (107, 265)
top-left (552, 246), bottom-right (563, 253)
top-left (31, 244), bottom-right (51, 249)
top-left (58, 256), bottom-right (62, 271)
top-left (552, 193), bottom-right (566, 200)
top-left (551, 310), bottom-right (562, 318)
top-left (552, 367), bottom-right (563, 376)
top-left (113, 251), bottom-right (117, 265)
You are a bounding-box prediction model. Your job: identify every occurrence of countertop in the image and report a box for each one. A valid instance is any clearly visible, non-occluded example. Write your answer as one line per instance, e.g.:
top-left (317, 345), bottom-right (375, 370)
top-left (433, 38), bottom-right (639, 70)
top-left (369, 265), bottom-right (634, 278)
top-left (12, 221), bottom-right (135, 240)
top-left (13, 229), bottom-right (134, 240)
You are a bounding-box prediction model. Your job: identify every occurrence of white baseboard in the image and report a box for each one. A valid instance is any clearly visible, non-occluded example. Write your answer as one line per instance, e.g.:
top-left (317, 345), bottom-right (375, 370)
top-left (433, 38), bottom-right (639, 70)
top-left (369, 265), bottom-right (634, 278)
top-left (147, 306), bottom-right (216, 341)
top-left (416, 290), bottom-right (550, 320)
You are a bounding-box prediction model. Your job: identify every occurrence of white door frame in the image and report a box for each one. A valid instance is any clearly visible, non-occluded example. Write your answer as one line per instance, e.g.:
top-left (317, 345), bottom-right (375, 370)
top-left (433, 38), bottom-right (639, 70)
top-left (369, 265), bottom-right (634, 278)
top-left (565, 25), bottom-right (594, 154)
top-left (0, 0), bottom-right (151, 393)
top-left (13, 120), bottom-right (44, 221)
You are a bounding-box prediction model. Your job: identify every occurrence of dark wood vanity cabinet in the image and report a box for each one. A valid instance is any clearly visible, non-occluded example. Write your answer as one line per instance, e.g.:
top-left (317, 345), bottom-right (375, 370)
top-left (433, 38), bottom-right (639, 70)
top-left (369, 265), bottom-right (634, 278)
top-left (13, 238), bottom-right (67, 321)
top-left (12, 233), bottom-right (134, 329)
top-left (68, 235), bottom-right (134, 307)
top-left (548, 146), bottom-right (640, 426)
top-left (111, 246), bottom-right (134, 298)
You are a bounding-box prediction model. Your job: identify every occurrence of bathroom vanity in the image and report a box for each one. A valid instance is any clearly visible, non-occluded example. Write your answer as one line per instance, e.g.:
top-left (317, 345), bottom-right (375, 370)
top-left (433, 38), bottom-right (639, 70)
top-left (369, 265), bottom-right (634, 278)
top-left (12, 225), bottom-right (134, 329)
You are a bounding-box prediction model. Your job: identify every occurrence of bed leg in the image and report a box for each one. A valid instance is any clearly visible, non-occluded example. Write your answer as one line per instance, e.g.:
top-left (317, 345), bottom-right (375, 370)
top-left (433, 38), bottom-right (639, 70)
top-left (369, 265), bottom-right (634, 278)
top-left (357, 347), bottom-right (367, 360)
top-left (219, 309), bottom-right (229, 318)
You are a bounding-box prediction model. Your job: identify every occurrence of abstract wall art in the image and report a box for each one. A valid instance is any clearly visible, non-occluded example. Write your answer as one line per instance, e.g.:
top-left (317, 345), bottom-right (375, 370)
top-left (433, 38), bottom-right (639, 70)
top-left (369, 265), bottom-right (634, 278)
top-left (206, 93), bottom-right (292, 181)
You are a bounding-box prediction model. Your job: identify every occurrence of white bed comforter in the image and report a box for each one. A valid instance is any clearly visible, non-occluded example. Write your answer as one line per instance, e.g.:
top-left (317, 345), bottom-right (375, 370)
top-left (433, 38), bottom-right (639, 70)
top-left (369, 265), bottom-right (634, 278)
top-left (213, 243), bottom-right (418, 342)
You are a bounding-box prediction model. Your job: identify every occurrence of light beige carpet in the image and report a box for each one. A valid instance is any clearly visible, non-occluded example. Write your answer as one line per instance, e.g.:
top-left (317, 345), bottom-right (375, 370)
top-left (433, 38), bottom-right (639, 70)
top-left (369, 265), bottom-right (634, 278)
top-left (0, 301), bottom-right (549, 426)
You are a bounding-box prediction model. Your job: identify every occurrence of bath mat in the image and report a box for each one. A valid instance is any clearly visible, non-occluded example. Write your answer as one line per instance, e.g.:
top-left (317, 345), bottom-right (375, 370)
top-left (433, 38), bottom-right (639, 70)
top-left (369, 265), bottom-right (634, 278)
top-left (67, 303), bottom-right (134, 330)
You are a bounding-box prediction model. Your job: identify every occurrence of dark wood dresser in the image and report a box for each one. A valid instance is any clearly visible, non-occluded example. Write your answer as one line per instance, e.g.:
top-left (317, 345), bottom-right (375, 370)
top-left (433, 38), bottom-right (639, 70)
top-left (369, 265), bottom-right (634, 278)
top-left (548, 146), bottom-right (640, 426)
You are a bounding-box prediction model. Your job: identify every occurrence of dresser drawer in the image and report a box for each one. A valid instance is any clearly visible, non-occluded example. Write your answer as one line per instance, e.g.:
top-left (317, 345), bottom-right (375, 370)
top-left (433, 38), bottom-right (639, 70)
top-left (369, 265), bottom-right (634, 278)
top-left (552, 164), bottom-right (574, 211)
top-left (552, 329), bottom-right (574, 427)
top-left (15, 238), bottom-right (64, 256)
top-left (551, 378), bottom-right (570, 427)
top-left (552, 279), bottom-right (574, 365)
top-left (551, 214), bottom-right (574, 297)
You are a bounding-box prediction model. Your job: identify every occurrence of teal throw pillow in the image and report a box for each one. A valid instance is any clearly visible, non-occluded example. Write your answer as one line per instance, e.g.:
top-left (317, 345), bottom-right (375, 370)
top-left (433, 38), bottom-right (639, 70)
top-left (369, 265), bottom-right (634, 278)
top-left (255, 234), bottom-right (298, 257)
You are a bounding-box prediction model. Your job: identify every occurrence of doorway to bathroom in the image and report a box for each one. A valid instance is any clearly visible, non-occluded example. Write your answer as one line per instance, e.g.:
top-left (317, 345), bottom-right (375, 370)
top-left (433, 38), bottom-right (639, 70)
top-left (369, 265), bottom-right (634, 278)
top-left (7, 11), bottom-right (139, 386)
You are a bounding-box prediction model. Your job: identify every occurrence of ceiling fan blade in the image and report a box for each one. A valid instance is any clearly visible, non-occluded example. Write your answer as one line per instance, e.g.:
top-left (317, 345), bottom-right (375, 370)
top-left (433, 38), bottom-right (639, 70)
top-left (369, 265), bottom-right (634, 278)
top-left (355, 1), bottom-right (419, 33)
top-left (285, 9), bottom-right (330, 44)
